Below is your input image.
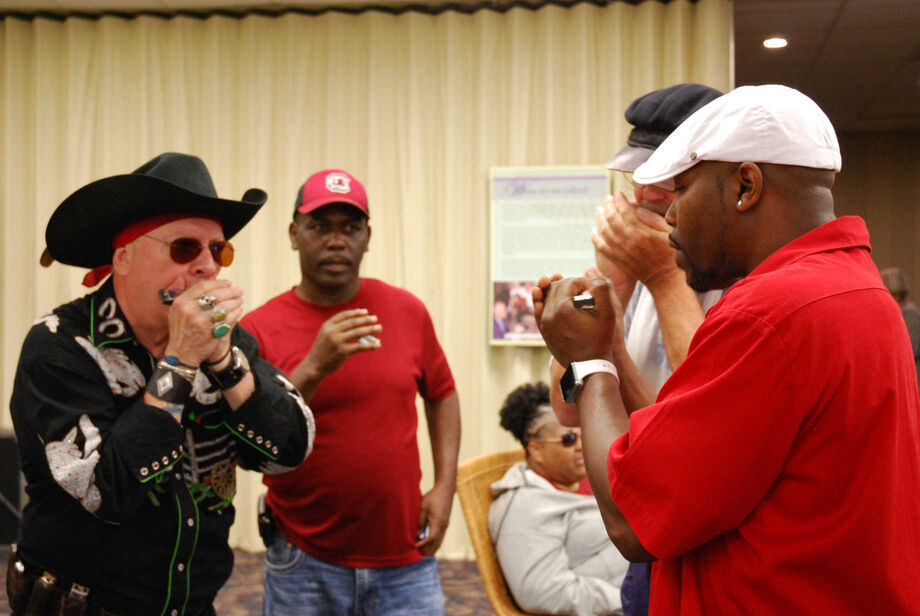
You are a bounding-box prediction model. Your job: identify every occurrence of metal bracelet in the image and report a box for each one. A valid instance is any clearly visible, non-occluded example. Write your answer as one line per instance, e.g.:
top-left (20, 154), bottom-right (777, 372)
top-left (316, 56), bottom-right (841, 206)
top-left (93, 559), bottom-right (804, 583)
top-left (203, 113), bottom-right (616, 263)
top-left (156, 359), bottom-right (197, 383)
top-left (162, 355), bottom-right (198, 370)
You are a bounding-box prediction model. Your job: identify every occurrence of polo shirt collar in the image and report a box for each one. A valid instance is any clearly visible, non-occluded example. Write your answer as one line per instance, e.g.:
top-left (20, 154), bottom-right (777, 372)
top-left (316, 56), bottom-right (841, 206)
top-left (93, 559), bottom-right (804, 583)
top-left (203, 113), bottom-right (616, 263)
top-left (747, 215), bottom-right (870, 280)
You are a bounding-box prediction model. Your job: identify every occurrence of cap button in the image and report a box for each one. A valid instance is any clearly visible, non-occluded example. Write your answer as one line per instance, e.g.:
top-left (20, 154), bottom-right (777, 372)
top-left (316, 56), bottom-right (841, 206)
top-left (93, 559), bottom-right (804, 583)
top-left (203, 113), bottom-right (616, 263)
top-left (689, 152), bottom-right (698, 161)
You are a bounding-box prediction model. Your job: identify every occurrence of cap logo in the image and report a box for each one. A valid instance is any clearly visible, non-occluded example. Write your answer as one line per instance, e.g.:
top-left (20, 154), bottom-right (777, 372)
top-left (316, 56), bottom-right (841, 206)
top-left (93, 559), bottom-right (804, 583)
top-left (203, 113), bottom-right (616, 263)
top-left (325, 172), bottom-right (351, 195)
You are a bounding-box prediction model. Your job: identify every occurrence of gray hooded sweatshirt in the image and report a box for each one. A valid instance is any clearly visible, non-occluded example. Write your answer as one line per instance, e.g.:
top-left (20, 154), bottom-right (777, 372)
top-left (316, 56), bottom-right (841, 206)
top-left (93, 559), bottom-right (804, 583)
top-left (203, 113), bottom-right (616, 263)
top-left (489, 461), bottom-right (629, 615)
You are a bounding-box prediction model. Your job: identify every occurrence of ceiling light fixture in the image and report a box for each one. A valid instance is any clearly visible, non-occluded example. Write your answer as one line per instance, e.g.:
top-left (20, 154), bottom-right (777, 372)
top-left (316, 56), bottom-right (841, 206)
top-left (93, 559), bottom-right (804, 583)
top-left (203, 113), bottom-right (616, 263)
top-left (763, 37), bottom-right (788, 49)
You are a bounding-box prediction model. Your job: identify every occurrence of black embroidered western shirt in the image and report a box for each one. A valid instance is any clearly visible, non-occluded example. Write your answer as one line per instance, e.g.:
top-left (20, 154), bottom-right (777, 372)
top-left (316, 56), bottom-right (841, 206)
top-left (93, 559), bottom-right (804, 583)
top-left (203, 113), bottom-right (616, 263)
top-left (10, 279), bottom-right (314, 615)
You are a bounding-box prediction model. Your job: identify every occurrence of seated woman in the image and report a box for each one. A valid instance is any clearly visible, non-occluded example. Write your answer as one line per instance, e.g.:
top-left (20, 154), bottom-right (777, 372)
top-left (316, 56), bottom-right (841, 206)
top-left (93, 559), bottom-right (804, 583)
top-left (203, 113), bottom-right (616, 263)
top-left (490, 382), bottom-right (629, 616)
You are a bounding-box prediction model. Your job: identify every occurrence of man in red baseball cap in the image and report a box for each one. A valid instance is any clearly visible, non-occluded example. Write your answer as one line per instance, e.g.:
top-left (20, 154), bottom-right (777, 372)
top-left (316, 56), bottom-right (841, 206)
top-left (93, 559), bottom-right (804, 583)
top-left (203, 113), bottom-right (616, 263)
top-left (242, 169), bottom-right (460, 615)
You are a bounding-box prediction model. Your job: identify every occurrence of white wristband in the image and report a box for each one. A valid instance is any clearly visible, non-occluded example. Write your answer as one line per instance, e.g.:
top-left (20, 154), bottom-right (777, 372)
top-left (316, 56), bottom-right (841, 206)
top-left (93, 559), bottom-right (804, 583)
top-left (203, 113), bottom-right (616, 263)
top-left (561, 359), bottom-right (619, 403)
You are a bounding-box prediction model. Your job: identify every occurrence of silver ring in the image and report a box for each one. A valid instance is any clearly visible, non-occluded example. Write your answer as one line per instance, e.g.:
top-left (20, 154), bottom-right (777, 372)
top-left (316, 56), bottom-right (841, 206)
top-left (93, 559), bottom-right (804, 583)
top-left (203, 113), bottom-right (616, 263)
top-left (197, 294), bottom-right (216, 310)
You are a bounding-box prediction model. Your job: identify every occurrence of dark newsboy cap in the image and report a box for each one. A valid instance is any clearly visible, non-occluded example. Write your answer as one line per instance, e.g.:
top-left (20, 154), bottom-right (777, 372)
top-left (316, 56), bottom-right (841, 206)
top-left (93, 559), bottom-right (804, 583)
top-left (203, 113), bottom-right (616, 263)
top-left (607, 83), bottom-right (723, 172)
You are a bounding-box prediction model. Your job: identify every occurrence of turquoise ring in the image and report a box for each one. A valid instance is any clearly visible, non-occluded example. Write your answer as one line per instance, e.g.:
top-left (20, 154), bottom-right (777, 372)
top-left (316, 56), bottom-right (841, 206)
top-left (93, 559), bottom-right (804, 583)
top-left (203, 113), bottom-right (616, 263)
top-left (212, 322), bottom-right (232, 338)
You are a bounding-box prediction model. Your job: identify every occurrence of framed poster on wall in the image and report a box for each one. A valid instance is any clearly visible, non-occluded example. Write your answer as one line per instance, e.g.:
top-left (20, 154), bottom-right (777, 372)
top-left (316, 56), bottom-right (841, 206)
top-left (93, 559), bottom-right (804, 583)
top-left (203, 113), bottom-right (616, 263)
top-left (489, 166), bottom-right (609, 346)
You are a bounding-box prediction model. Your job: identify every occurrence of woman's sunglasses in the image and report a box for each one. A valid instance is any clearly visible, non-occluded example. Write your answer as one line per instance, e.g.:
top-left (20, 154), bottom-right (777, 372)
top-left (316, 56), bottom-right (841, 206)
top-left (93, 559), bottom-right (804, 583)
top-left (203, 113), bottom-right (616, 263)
top-left (144, 236), bottom-right (235, 267)
top-left (529, 430), bottom-right (580, 447)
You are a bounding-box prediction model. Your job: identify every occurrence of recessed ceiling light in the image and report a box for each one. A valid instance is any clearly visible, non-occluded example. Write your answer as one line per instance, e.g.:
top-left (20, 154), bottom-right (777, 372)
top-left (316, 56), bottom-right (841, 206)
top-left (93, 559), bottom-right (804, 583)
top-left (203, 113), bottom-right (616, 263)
top-left (763, 37), bottom-right (788, 49)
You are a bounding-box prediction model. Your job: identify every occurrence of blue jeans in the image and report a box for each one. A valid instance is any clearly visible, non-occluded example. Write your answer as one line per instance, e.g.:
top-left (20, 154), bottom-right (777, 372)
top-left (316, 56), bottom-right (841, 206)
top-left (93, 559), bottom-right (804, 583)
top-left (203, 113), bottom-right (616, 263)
top-left (262, 532), bottom-right (446, 616)
top-left (621, 562), bottom-right (651, 616)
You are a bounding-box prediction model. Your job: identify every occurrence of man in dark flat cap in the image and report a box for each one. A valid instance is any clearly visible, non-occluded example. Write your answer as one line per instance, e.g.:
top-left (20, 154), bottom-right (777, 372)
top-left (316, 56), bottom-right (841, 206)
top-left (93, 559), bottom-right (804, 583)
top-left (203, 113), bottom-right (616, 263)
top-left (7, 153), bottom-right (314, 616)
top-left (550, 83), bottom-right (722, 615)
top-left (596, 83), bottom-right (723, 389)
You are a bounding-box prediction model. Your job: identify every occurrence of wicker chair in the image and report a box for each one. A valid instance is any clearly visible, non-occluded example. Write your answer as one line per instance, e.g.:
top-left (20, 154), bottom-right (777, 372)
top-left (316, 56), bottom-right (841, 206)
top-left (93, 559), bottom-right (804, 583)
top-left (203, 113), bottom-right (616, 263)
top-left (456, 448), bottom-right (532, 616)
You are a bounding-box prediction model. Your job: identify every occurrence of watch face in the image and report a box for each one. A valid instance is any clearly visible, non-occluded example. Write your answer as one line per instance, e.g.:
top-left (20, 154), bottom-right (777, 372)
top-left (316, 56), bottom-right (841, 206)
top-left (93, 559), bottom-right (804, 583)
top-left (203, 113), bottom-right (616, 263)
top-left (560, 364), bottom-right (577, 404)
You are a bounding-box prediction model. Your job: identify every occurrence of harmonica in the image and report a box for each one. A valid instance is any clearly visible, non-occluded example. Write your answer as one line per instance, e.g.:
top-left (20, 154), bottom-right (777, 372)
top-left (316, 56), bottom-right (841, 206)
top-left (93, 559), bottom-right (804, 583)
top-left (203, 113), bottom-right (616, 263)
top-left (573, 293), bottom-right (595, 309)
top-left (159, 289), bottom-right (179, 305)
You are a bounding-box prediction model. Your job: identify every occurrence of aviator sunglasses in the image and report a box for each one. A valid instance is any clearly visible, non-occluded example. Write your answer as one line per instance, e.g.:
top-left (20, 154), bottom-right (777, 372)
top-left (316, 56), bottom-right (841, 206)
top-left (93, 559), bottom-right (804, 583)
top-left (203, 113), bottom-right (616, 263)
top-left (529, 430), bottom-right (581, 447)
top-left (144, 236), bottom-right (235, 267)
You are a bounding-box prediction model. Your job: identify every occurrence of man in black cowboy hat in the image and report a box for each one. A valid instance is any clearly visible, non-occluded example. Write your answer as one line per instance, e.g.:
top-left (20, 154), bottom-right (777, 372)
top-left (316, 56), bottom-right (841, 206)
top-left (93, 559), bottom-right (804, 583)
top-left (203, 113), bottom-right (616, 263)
top-left (7, 153), bottom-right (315, 616)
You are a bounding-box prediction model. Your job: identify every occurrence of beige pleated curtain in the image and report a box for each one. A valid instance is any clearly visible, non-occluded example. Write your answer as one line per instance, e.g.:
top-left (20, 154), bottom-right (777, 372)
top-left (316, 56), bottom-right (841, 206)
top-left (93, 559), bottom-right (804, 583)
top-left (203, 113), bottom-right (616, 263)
top-left (0, 0), bottom-right (731, 557)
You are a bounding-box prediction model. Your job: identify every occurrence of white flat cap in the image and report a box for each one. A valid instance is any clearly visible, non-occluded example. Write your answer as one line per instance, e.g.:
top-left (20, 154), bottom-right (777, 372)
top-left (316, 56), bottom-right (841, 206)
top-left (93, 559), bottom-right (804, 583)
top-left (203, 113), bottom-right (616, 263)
top-left (633, 84), bottom-right (841, 186)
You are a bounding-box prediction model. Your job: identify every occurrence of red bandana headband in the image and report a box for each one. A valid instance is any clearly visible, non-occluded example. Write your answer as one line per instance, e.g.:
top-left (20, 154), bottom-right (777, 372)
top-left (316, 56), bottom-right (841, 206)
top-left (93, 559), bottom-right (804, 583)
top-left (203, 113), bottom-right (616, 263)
top-left (81, 214), bottom-right (219, 287)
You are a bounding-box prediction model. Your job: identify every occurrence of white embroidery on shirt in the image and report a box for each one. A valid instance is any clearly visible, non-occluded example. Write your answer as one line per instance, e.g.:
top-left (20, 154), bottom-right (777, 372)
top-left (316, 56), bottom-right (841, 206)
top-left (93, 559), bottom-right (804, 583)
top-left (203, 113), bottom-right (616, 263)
top-left (96, 298), bottom-right (126, 339)
top-left (259, 373), bottom-right (314, 474)
top-left (75, 336), bottom-right (145, 397)
top-left (191, 371), bottom-right (221, 406)
top-left (45, 414), bottom-right (103, 513)
top-left (33, 313), bottom-right (60, 333)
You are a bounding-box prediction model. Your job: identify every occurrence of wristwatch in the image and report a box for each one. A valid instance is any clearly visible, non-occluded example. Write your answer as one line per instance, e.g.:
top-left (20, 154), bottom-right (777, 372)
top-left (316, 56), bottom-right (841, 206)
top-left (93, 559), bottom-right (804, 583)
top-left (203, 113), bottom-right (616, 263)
top-left (203, 346), bottom-right (251, 391)
top-left (560, 359), bottom-right (619, 404)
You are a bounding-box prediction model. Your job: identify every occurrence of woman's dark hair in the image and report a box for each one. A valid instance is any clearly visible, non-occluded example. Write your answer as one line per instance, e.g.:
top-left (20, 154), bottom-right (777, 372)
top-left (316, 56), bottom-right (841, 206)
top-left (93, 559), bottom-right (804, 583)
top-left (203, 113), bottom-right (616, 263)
top-left (499, 382), bottom-right (550, 447)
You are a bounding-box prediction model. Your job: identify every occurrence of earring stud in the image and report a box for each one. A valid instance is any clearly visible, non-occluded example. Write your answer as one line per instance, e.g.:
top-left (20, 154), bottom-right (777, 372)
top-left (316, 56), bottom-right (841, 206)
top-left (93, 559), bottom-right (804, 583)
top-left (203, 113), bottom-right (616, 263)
top-left (737, 199), bottom-right (743, 208)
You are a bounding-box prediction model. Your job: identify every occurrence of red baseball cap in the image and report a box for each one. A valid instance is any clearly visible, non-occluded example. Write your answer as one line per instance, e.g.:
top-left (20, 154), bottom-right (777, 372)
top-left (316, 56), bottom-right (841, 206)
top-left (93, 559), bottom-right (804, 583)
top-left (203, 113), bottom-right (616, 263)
top-left (294, 169), bottom-right (369, 217)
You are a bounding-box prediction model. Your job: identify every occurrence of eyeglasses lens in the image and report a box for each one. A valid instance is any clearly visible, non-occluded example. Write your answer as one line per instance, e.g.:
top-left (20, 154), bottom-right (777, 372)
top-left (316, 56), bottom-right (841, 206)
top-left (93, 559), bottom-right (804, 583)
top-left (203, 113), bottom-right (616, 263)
top-left (561, 431), bottom-right (579, 447)
top-left (209, 241), bottom-right (234, 266)
top-left (168, 238), bottom-right (234, 266)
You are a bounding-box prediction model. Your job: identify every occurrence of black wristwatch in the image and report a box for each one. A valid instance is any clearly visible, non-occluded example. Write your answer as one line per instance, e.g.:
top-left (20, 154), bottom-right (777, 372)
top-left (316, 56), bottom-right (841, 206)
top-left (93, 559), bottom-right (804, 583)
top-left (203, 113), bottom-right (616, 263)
top-left (203, 346), bottom-right (251, 391)
top-left (560, 360), bottom-right (619, 404)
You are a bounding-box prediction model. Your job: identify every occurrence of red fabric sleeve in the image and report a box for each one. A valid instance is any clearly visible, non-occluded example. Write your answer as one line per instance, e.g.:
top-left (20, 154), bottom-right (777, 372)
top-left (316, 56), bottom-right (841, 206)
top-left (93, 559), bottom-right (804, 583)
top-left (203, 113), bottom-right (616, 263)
top-left (416, 306), bottom-right (455, 404)
top-left (608, 308), bottom-right (803, 560)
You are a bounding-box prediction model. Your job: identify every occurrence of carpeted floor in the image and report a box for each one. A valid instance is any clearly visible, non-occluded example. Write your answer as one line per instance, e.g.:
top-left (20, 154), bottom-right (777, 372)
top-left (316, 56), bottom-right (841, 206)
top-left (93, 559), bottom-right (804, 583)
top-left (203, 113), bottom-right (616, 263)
top-left (0, 547), bottom-right (495, 615)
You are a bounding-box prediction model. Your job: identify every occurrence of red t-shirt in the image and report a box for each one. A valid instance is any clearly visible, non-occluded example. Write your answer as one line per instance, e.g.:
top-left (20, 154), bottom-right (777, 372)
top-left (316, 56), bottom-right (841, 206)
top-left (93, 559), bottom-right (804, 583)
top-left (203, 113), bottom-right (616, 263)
top-left (576, 475), bottom-right (593, 496)
top-left (241, 279), bottom-right (455, 567)
top-left (609, 217), bottom-right (920, 614)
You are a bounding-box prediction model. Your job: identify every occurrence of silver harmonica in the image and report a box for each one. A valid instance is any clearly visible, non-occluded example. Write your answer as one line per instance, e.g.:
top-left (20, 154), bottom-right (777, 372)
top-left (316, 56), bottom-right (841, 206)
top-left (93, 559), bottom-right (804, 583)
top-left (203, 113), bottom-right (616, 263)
top-left (158, 289), bottom-right (179, 305)
top-left (573, 293), bottom-right (595, 309)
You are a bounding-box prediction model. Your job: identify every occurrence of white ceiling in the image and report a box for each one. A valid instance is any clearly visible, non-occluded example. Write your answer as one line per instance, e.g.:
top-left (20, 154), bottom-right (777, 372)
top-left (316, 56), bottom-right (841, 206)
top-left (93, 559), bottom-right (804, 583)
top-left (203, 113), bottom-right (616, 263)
top-left (2, 0), bottom-right (919, 131)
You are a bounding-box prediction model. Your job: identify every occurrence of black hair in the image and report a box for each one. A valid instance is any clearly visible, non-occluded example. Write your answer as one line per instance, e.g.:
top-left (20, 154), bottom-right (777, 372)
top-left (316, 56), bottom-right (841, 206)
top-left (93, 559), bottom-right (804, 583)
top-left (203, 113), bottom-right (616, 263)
top-left (499, 382), bottom-right (550, 448)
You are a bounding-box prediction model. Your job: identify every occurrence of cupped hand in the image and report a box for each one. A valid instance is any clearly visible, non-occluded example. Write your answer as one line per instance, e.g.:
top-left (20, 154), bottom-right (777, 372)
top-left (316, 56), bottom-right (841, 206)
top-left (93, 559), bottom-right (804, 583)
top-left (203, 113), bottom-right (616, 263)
top-left (592, 193), bottom-right (677, 287)
top-left (301, 308), bottom-right (383, 379)
top-left (164, 279), bottom-right (243, 366)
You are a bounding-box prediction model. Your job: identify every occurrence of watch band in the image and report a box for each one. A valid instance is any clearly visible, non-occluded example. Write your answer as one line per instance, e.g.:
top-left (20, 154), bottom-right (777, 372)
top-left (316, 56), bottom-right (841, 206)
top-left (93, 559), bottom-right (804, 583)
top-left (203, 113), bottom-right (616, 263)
top-left (203, 346), bottom-right (251, 391)
top-left (562, 359), bottom-right (619, 404)
top-left (572, 359), bottom-right (618, 383)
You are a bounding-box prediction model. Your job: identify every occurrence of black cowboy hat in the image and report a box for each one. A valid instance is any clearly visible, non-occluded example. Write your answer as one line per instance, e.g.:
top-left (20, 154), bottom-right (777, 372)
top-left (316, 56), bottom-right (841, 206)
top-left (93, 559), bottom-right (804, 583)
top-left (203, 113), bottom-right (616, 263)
top-left (44, 152), bottom-right (267, 269)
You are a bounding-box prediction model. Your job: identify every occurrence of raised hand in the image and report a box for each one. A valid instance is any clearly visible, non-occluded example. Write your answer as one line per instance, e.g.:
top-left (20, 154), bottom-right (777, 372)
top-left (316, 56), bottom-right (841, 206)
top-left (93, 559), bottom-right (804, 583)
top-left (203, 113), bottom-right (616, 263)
top-left (164, 279), bottom-right (244, 366)
top-left (301, 309), bottom-right (383, 379)
top-left (592, 193), bottom-right (677, 288)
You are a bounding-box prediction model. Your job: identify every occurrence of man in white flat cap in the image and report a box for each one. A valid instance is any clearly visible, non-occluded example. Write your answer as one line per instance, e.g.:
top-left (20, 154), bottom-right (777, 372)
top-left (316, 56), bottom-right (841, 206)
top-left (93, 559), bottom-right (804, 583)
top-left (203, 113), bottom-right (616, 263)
top-left (533, 85), bottom-right (920, 614)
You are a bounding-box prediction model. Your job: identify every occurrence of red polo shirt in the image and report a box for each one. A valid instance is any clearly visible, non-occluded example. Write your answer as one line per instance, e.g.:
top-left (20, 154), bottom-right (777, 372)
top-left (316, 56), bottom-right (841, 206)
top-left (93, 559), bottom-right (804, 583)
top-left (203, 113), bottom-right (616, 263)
top-left (609, 216), bottom-right (920, 614)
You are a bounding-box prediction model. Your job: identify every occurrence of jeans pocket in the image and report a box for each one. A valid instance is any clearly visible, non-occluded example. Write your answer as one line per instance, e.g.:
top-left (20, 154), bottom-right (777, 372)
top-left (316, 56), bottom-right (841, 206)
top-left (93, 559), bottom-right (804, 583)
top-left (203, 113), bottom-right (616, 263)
top-left (265, 533), bottom-right (304, 575)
